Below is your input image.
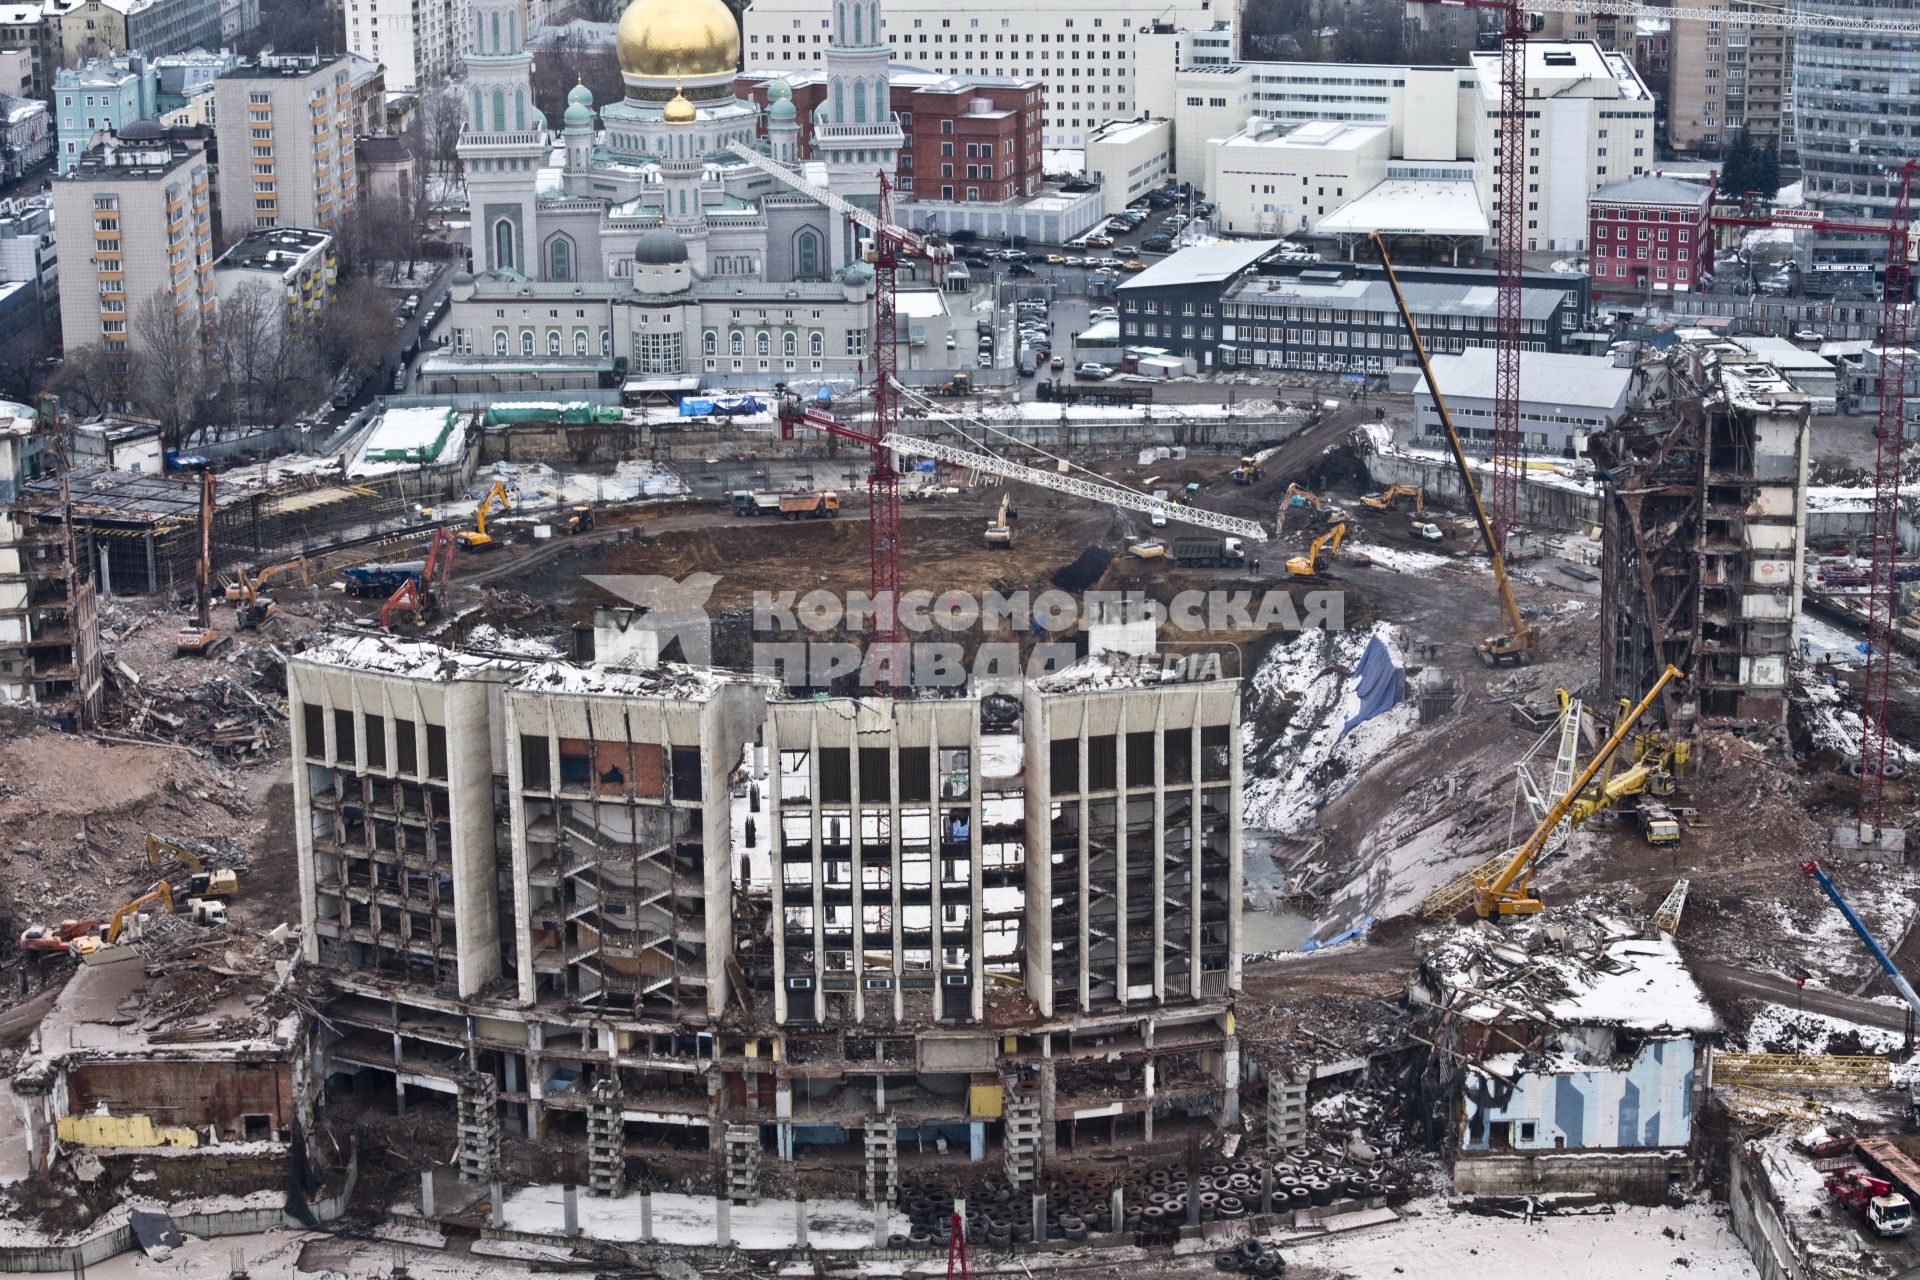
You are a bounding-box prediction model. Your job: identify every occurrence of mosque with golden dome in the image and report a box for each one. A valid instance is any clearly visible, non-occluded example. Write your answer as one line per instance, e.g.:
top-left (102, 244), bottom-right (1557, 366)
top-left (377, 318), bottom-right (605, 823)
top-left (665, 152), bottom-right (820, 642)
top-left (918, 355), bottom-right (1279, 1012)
top-left (455, 0), bottom-right (900, 291)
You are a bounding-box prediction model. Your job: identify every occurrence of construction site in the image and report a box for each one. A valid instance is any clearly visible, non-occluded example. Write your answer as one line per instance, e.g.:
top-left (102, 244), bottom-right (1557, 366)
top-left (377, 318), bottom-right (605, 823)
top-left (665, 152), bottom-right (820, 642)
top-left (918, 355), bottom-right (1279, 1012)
top-left (0, 117), bottom-right (1917, 1280)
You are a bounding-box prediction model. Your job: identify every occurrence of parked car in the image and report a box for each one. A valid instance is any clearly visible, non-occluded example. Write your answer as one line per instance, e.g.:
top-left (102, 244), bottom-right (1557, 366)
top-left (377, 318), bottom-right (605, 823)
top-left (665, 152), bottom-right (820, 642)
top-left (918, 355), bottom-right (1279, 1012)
top-left (1046, 253), bottom-right (1067, 265)
top-left (1121, 260), bottom-right (1147, 272)
top-left (1050, 355), bottom-right (1066, 371)
top-left (1084, 234), bottom-right (1113, 249)
top-left (1009, 262), bottom-right (1036, 277)
top-left (1077, 362), bottom-right (1112, 380)
top-left (1140, 235), bottom-right (1173, 252)
top-left (1064, 256), bottom-right (1086, 267)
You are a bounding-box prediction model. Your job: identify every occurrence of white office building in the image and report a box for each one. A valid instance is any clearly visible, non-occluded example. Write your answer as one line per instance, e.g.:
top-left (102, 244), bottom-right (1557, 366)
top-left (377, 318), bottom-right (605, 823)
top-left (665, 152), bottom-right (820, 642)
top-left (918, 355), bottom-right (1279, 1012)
top-left (1413, 347), bottom-right (1634, 457)
top-left (342, 0), bottom-right (467, 91)
top-left (742, 0), bottom-right (1224, 147)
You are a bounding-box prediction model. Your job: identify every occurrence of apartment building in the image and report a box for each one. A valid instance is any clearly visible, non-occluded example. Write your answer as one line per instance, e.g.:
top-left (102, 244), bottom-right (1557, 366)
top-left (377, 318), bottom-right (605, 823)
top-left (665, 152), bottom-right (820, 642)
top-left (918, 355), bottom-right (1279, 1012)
top-left (56, 0), bottom-right (222, 66)
top-left (1586, 174), bottom-right (1714, 295)
top-left (341, 0), bottom-right (464, 91)
top-left (0, 4), bottom-right (54, 97)
top-left (212, 226), bottom-right (335, 326)
top-left (1668, 1), bottom-right (1792, 157)
top-left (0, 198), bottom-right (58, 332)
top-left (50, 123), bottom-right (214, 359)
top-left (287, 629), bottom-right (1243, 1168)
top-left (213, 55), bottom-right (361, 236)
top-left (53, 54), bottom-right (155, 174)
top-left (744, 0), bottom-right (1221, 148)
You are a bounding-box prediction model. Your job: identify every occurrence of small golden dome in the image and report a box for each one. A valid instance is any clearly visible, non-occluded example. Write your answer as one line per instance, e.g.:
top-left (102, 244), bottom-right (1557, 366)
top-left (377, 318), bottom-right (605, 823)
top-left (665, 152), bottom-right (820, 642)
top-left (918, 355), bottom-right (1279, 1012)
top-left (663, 81), bottom-right (696, 123)
top-left (617, 0), bottom-right (740, 82)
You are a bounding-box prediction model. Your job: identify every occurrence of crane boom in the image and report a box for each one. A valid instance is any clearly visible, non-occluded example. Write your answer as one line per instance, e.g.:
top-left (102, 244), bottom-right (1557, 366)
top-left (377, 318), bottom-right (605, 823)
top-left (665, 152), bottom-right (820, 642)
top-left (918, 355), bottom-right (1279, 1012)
top-left (726, 142), bottom-right (942, 259)
top-left (883, 433), bottom-right (1270, 542)
top-left (1526, 0), bottom-right (1920, 33)
top-left (1802, 861), bottom-right (1920, 1022)
top-left (1371, 232), bottom-right (1533, 663)
top-left (1474, 664), bottom-right (1682, 917)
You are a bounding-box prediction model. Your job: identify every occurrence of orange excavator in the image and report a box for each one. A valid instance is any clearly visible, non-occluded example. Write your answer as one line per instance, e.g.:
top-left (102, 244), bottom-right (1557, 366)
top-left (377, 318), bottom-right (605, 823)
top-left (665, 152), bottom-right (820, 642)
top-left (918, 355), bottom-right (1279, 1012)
top-left (18, 918), bottom-right (103, 954)
top-left (380, 527), bottom-right (457, 630)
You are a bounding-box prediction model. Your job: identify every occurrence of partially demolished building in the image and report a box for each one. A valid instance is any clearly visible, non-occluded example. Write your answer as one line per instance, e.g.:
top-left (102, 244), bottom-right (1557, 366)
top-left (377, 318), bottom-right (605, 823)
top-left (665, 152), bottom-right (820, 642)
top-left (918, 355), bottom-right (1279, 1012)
top-left (288, 632), bottom-right (1244, 1183)
top-left (1594, 339), bottom-right (1810, 732)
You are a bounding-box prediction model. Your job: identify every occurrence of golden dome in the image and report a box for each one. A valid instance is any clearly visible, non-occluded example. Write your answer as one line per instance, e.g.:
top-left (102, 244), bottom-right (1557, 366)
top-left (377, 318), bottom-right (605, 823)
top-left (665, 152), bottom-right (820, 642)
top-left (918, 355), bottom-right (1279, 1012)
top-left (617, 0), bottom-right (740, 82)
top-left (663, 83), bottom-right (696, 123)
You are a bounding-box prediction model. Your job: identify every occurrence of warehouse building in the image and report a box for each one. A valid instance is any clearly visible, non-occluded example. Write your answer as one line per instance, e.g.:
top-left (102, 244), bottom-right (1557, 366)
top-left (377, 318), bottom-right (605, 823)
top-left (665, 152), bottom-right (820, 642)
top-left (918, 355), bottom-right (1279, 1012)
top-left (1413, 348), bottom-right (1634, 458)
top-left (288, 629), bottom-right (1244, 1174)
top-left (1116, 243), bottom-right (1591, 374)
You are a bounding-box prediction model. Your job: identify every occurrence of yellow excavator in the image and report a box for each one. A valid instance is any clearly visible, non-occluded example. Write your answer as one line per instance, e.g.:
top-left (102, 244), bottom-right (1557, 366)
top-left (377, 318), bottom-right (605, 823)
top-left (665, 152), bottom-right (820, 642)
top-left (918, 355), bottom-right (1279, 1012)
top-left (1373, 232), bottom-right (1535, 666)
top-left (1471, 664), bottom-right (1683, 917)
top-left (457, 480), bottom-right (512, 551)
top-left (145, 833), bottom-right (239, 900)
top-left (69, 881), bottom-right (175, 957)
top-left (1360, 484), bottom-right (1424, 515)
top-left (984, 492), bottom-right (1015, 547)
top-left (1230, 454), bottom-right (1265, 484)
top-left (229, 556), bottom-right (308, 630)
top-left (1285, 520), bottom-right (1347, 578)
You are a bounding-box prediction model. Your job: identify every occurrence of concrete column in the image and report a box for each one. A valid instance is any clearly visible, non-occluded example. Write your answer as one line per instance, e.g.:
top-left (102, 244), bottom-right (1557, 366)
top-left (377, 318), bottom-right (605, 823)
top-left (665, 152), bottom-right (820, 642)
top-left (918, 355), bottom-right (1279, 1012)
top-left (1032, 1192), bottom-right (1046, 1243)
top-left (1260, 1166), bottom-right (1274, 1216)
top-left (1110, 1185), bottom-right (1123, 1230)
top-left (794, 1197), bottom-right (808, 1247)
top-left (716, 1195), bottom-right (731, 1247)
top-left (420, 1170), bottom-right (436, 1218)
top-left (873, 1199), bottom-right (889, 1248)
top-left (563, 1183), bottom-right (579, 1237)
top-left (970, 1121), bottom-right (984, 1161)
top-left (488, 1181), bottom-right (504, 1229)
top-left (1186, 1183), bottom-right (1200, 1228)
top-left (640, 1191), bottom-right (653, 1241)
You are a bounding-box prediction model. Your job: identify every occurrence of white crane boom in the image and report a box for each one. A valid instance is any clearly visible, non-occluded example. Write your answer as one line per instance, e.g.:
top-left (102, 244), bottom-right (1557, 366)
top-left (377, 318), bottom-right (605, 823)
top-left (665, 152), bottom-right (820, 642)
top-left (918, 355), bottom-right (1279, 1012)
top-left (1527, 0), bottom-right (1920, 35)
top-left (726, 142), bottom-right (941, 257)
top-left (883, 433), bottom-right (1271, 542)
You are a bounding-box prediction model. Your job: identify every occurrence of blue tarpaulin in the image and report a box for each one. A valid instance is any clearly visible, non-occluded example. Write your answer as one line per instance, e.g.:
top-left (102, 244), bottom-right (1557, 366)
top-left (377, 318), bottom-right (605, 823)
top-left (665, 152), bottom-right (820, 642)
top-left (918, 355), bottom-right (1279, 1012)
top-left (1337, 635), bottom-right (1404, 741)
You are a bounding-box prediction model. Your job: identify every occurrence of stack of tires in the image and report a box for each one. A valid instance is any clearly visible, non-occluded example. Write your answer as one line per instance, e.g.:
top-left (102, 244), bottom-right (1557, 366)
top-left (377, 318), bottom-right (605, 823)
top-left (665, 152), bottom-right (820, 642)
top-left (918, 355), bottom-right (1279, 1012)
top-left (1215, 1238), bottom-right (1287, 1275)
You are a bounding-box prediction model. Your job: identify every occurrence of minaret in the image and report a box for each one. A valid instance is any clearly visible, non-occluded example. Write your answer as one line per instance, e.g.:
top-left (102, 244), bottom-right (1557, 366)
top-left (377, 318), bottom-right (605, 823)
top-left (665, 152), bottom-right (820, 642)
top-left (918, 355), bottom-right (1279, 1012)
top-left (661, 83), bottom-right (710, 275)
top-left (811, 0), bottom-right (902, 267)
top-left (767, 79), bottom-right (799, 166)
top-left (459, 0), bottom-right (549, 275)
top-left (563, 80), bottom-right (595, 182)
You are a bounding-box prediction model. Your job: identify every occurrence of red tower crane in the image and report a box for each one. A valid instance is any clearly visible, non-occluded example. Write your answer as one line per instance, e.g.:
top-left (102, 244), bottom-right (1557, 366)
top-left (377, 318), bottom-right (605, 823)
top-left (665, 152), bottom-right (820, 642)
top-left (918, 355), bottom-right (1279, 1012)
top-left (1714, 160), bottom-right (1916, 831)
top-left (767, 167), bottom-right (951, 694)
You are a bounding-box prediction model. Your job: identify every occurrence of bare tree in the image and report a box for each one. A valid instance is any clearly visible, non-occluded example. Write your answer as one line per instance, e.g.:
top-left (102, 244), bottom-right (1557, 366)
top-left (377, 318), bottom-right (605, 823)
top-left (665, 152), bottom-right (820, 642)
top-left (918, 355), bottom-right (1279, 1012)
top-left (133, 290), bottom-right (205, 446)
top-left (320, 275), bottom-right (399, 385)
top-left (47, 342), bottom-right (142, 418)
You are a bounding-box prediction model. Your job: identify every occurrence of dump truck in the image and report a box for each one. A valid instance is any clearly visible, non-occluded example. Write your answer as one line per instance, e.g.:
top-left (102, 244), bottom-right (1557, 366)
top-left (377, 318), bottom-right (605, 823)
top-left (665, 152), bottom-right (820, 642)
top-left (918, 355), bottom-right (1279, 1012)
top-left (1829, 1168), bottom-right (1914, 1238)
top-left (1635, 801), bottom-right (1681, 845)
top-left (340, 561), bottom-right (428, 598)
top-left (1173, 536), bottom-right (1246, 567)
top-left (780, 492), bottom-right (840, 520)
top-left (731, 490), bottom-right (782, 516)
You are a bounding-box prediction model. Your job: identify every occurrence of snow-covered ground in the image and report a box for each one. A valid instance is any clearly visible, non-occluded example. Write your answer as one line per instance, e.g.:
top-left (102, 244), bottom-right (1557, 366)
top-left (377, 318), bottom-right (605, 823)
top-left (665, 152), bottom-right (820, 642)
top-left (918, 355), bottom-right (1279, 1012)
top-left (503, 1185), bottom-right (907, 1249)
top-left (1280, 1199), bottom-right (1757, 1280)
top-left (1743, 1000), bottom-right (1904, 1055)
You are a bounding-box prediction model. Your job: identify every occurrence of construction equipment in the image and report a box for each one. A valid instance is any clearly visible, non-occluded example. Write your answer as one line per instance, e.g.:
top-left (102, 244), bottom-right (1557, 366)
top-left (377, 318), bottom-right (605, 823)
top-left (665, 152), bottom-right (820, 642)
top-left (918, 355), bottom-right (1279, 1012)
top-left (457, 480), bottom-right (512, 551)
top-left (1286, 521), bottom-right (1347, 578)
top-left (984, 493), bottom-right (1015, 547)
top-left (145, 834), bottom-right (238, 900)
top-left (380, 527), bottom-right (457, 631)
top-left (176, 469), bottom-right (228, 657)
top-left (779, 491), bottom-right (840, 520)
top-left (1635, 801), bottom-right (1680, 845)
top-left (564, 503), bottom-right (594, 534)
top-left (1173, 536), bottom-right (1245, 567)
top-left (1411, 521), bottom-right (1444, 541)
top-left (70, 881), bottom-right (176, 956)
top-left (1829, 1169), bottom-right (1914, 1238)
top-left (1374, 233), bottom-right (1535, 666)
top-left (935, 373), bottom-right (973, 397)
top-left (1424, 663), bottom-right (1682, 919)
top-left (1803, 860), bottom-right (1920, 1025)
top-left (231, 555), bottom-right (307, 630)
top-left (1710, 1050), bottom-right (1891, 1090)
top-left (18, 919), bottom-right (102, 954)
top-left (340, 560), bottom-right (429, 598)
top-left (1128, 540), bottom-right (1167, 559)
top-left (1360, 484), bottom-right (1424, 515)
top-left (1652, 878), bottom-right (1690, 936)
top-left (1281, 484), bottom-right (1322, 511)
top-left (1230, 454), bottom-right (1264, 484)
top-left (730, 490), bottom-right (782, 517)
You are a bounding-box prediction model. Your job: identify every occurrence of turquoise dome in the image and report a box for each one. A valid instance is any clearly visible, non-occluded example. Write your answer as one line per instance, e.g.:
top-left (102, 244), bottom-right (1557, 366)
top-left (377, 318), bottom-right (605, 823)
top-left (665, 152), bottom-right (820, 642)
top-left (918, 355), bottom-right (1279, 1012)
top-left (565, 100), bottom-right (593, 129)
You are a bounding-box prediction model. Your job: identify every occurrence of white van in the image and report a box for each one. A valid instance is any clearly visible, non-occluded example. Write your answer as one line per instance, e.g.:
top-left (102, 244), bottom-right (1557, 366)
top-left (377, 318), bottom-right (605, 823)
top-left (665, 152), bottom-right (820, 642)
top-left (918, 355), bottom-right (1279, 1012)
top-left (1150, 489), bottom-right (1168, 527)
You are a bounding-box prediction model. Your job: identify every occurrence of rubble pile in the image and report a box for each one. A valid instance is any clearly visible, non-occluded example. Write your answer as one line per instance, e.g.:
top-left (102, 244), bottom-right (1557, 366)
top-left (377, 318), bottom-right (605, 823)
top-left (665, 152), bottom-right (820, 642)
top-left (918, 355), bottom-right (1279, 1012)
top-left (103, 648), bottom-right (288, 759)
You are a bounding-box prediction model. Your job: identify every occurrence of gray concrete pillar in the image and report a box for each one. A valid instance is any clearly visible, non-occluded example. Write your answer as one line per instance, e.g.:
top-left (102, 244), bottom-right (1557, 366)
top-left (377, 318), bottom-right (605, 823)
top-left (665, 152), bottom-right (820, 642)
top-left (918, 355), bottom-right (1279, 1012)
top-left (794, 1197), bottom-right (808, 1247)
top-left (563, 1183), bottom-right (579, 1237)
top-left (488, 1181), bottom-right (504, 1229)
top-left (716, 1195), bottom-right (731, 1247)
top-left (1110, 1185), bottom-right (1123, 1230)
top-left (1186, 1183), bottom-right (1200, 1228)
top-left (420, 1170), bottom-right (436, 1219)
top-left (1260, 1166), bottom-right (1274, 1217)
top-left (873, 1199), bottom-right (889, 1248)
top-left (640, 1191), bottom-right (653, 1241)
top-left (1032, 1192), bottom-right (1046, 1243)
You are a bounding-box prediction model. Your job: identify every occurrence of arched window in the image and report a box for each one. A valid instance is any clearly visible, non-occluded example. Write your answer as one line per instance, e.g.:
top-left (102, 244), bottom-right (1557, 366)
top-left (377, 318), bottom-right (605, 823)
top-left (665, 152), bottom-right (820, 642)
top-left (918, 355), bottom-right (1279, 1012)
top-left (810, 332), bottom-right (823, 357)
top-left (756, 331), bottom-right (770, 357)
top-left (471, 88), bottom-right (482, 126)
top-left (729, 330), bottom-right (743, 356)
top-left (514, 87), bottom-right (526, 131)
top-left (602, 330), bottom-right (613, 357)
top-left (783, 332), bottom-right (797, 358)
top-left (797, 230), bottom-right (820, 278)
top-left (836, 2), bottom-right (845, 38)
top-left (506, 9), bottom-right (516, 49)
top-left (853, 3), bottom-right (862, 44)
top-left (474, 13), bottom-right (484, 51)
top-left (574, 330), bottom-right (588, 356)
top-left (547, 330), bottom-right (561, 356)
top-left (491, 88), bottom-right (506, 133)
top-left (492, 218), bottom-right (514, 271)
top-left (854, 82), bottom-right (867, 124)
top-left (494, 330), bottom-right (508, 356)
top-left (548, 237), bottom-right (572, 281)
top-left (490, 11), bottom-right (500, 53)
top-left (832, 82), bottom-right (844, 123)
top-left (703, 330), bottom-right (717, 357)
top-left (521, 330), bottom-right (535, 357)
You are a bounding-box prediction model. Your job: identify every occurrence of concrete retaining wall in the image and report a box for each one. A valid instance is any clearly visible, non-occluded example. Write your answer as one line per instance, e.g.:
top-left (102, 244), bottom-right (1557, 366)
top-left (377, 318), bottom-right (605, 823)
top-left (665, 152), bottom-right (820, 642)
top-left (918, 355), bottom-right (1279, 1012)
top-left (1451, 1150), bottom-right (1690, 1202)
top-left (1727, 1143), bottom-right (1807, 1280)
top-left (1363, 453), bottom-right (1602, 535)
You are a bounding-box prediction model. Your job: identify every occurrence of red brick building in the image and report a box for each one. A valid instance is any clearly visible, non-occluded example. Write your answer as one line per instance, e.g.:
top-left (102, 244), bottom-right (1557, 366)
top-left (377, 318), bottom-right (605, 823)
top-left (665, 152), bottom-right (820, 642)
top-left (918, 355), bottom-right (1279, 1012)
top-left (1587, 175), bottom-right (1714, 295)
top-left (738, 72), bottom-right (1043, 204)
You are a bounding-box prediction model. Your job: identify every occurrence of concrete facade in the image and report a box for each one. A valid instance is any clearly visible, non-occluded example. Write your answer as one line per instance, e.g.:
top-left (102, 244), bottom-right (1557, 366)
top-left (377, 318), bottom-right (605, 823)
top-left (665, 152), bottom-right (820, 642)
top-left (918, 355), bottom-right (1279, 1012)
top-left (287, 632), bottom-right (1244, 1162)
top-left (213, 55), bottom-right (362, 235)
top-left (343, 0), bottom-right (464, 91)
top-left (1668, 2), bottom-right (1792, 157)
top-left (1084, 117), bottom-right (1172, 217)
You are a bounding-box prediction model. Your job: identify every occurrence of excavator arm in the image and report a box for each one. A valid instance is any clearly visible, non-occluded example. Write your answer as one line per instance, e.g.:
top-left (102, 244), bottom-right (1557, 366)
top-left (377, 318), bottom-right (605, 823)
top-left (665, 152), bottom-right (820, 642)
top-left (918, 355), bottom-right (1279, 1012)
top-left (1371, 232), bottom-right (1534, 665)
top-left (1477, 664), bottom-right (1682, 916)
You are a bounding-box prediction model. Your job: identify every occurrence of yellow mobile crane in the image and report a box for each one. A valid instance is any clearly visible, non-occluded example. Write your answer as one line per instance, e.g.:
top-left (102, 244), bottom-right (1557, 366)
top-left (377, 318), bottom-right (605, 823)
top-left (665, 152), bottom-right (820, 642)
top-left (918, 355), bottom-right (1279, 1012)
top-left (457, 480), bottom-right (513, 551)
top-left (1372, 232), bottom-right (1535, 666)
top-left (1470, 663), bottom-right (1683, 917)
